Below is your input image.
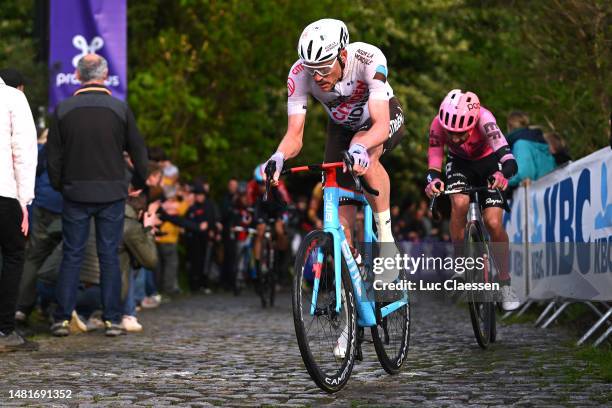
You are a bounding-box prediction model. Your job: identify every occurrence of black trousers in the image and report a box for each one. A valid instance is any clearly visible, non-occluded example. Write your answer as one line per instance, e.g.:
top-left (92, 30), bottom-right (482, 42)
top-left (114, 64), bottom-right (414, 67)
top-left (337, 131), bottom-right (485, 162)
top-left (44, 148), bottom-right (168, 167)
top-left (186, 234), bottom-right (210, 291)
top-left (0, 196), bottom-right (26, 334)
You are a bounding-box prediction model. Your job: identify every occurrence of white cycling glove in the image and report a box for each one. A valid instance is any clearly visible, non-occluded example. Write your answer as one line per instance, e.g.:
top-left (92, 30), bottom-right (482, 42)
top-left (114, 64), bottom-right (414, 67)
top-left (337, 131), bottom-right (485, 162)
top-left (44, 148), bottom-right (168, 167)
top-left (348, 143), bottom-right (370, 169)
top-left (266, 152), bottom-right (285, 182)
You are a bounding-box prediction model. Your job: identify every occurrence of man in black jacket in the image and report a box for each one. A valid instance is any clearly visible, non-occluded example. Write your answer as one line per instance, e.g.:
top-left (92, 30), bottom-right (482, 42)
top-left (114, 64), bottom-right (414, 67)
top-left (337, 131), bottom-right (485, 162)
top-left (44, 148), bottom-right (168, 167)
top-left (47, 54), bottom-right (148, 337)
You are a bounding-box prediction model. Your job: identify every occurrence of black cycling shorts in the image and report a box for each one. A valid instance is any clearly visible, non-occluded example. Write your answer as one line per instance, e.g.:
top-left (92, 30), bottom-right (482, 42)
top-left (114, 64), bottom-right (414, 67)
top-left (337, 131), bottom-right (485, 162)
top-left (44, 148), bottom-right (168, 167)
top-left (325, 97), bottom-right (405, 189)
top-left (445, 153), bottom-right (506, 209)
top-left (254, 198), bottom-right (285, 225)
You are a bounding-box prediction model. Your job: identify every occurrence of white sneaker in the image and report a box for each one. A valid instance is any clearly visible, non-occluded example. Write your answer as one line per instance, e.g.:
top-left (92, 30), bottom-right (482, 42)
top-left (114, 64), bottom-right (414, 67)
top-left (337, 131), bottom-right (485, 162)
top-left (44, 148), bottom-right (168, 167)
top-left (121, 315), bottom-right (143, 332)
top-left (333, 324), bottom-right (349, 359)
top-left (86, 316), bottom-right (105, 331)
top-left (500, 285), bottom-right (520, 311)
top-left (141, 296), bottom-right (161, 309)
top-left (14, 310), bottom-right (27, 323)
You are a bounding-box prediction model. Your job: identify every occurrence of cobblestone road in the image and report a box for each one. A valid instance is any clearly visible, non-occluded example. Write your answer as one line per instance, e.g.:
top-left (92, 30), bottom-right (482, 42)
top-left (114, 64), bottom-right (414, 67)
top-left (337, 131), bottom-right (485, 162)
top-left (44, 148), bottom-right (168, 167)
top-left (0, 291), bottom-right (609, 407)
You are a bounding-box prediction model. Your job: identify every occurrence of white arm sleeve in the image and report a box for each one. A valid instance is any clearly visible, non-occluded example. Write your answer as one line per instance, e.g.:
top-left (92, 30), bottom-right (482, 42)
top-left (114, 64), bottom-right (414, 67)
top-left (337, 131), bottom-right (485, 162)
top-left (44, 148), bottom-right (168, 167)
top-left (287, 60), bottom-right (309, 116)
top-left (11, 91), bottom-right (37, 207)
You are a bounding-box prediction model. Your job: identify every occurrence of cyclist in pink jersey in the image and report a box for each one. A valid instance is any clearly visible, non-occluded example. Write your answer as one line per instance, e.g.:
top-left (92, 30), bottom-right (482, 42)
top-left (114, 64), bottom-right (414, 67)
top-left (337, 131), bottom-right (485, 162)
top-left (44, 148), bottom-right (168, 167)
top-left (425, 89), bottom-right (520, 311)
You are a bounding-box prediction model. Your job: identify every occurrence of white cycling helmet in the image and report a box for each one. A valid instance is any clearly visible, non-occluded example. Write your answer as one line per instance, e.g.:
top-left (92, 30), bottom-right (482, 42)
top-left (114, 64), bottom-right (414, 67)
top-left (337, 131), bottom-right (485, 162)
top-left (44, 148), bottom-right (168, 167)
top-left (297, 19), bottom-right (349, 64)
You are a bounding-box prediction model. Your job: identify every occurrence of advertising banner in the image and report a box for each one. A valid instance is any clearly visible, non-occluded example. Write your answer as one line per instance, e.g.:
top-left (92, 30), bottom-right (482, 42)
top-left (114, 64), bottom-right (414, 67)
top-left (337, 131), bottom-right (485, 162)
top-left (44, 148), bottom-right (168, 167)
top-left (503, 186), bottom-right (529, 301)
top-left (49, 0), bottom-right (126, 110)
top-left (526, 148), bottom-right (612, 301)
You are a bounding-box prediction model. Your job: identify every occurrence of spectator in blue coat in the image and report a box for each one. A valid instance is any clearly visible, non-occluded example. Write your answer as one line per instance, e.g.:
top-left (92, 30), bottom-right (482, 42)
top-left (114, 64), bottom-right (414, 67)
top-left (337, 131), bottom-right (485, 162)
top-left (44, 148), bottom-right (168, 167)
top-left (506, 111), bottom-right (556, 187)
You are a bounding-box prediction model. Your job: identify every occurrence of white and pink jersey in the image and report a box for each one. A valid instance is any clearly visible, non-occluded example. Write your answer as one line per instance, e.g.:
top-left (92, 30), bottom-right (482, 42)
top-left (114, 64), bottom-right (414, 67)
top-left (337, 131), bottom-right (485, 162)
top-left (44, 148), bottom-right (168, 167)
top-left (428, 107), bottom-right (511, 171)
top-left (287, 42), bottom-right (394, 131)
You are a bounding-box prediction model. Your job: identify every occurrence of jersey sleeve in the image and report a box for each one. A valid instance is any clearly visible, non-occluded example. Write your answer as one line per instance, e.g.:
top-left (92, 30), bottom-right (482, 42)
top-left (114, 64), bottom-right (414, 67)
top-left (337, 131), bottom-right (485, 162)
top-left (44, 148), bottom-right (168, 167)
top-left (427, 118), bottom-right (446, 174)
top-left (478, 108), bottom-right (512, 161)
top-left (363, 46), bottom-right (392, 101)
top-left (287, 60), bottom-right (309, 116)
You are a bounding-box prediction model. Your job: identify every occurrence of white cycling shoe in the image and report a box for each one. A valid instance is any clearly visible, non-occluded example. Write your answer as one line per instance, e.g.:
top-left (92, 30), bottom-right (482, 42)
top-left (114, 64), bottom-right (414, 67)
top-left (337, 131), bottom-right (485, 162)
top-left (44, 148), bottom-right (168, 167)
top-left (500, 285), bottom-right (520, 311)
top-left (333, 324), bottom-right (349, 359)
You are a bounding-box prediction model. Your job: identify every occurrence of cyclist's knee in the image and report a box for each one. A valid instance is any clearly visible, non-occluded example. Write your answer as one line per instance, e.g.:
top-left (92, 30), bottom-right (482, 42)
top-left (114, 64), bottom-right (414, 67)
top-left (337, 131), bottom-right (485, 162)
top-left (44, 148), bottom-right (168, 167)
top-left (484, 215), bottom-right (505, 237)
top-left (450, 194), bottom-right (469, 215)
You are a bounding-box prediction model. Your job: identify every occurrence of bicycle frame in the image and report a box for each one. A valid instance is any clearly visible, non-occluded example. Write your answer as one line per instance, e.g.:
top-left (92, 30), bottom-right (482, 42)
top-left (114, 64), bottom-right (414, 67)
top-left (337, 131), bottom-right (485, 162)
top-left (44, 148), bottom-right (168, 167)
top-left (286, 162), bottom-right (408, 327)
top-left (432, 185), bottom-right (505, 283)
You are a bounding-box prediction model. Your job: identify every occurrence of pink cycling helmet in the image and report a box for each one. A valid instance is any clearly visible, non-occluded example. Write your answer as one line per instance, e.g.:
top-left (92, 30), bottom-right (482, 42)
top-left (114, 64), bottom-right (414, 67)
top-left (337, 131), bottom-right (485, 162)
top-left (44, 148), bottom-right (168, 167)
top-left (438, 89), bottom-right (481, 132)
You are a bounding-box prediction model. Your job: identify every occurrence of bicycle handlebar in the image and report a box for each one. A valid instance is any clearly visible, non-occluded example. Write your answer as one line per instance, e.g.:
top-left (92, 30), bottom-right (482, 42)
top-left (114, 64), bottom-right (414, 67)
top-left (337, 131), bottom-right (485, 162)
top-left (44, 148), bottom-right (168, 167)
top-left (429, 178), bottom-right (510, 215)
top-left (268, 153), bottom-right (379, 199)
top-left (264, 161), bottom-right (287, 206)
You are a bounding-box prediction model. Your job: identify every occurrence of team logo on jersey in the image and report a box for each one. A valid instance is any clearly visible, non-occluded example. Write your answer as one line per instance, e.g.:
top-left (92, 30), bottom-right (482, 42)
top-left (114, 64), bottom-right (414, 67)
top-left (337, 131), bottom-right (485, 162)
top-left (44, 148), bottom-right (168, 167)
top-left (287, 77), bottom-right (296, 97)
top-left (292, 63), bottom-right (305, 75)
top-left (355, 49), bottom-right (374, 65)
top-left (328, 80), bottom-right (369, 127)
top-left (483, 122), bottom-right (502, 140)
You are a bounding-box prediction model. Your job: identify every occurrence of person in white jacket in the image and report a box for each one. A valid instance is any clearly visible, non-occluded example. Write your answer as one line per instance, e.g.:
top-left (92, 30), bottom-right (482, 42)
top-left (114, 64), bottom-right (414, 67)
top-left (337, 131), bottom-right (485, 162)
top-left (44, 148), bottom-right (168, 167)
top-left (0, 73), bottom-right (38, 352)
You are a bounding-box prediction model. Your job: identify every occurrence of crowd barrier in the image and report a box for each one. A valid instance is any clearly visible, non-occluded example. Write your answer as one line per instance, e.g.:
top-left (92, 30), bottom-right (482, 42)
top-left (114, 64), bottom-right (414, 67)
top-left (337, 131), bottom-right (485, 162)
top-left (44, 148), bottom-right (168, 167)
top-left (504, 147), bottom-right (612, 346)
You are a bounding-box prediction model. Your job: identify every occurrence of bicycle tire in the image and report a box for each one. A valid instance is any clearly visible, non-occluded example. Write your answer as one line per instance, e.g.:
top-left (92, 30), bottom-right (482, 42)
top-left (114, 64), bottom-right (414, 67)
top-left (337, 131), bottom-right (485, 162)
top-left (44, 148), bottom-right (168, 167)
top-left (371, 269), bottom-right (411, 374)
top-left (258, 235), bottom-right (275, 308)
top-left (490, 305), bottom-right (497, 343)
top-left (292, 230), bottom-right (356, 393)
top-left (269, 247), bottom-right (277, 307)
top-left (234, 244), bottom-right (249, 296)
top-left (465, 222), bottom-right (494, 349)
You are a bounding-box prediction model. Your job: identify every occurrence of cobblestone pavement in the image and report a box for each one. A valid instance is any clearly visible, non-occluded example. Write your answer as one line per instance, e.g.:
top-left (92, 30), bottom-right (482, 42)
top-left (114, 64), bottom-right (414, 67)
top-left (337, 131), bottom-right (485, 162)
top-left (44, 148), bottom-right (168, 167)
top-left (0, 291), bottom-right (609, 407)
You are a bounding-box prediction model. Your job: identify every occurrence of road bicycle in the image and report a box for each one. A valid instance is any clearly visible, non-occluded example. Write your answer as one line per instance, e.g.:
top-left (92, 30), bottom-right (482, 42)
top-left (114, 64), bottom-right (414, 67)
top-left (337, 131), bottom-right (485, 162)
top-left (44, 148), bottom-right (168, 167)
top-left (229, 224), bottom-right (256, 296)
top-left (233, 220), bottom-right (277, 307)
top-left (429, 180), bottom-right (508, 349)
top-left (265, 152), bottom-right (410, 393)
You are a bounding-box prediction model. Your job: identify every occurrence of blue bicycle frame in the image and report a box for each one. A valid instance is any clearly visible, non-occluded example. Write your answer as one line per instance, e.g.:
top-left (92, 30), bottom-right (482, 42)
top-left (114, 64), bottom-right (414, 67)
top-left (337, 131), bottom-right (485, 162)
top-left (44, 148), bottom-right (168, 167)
top-left (309, 184), bottom-right (409, 327)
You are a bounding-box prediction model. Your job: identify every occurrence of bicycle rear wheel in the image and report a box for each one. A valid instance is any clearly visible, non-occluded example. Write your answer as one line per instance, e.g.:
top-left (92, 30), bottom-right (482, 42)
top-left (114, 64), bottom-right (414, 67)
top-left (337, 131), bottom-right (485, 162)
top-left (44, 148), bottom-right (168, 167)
top-left (292, 230), bottom-right (356, 393)
top-left (259, 236), bottom-right (275, 308)
top-left (465, 222), bottom-right (495, 349)
top-left (371, 268), bottom-right (411, 374)
top-left (234, 243), bottom-right (249, 296)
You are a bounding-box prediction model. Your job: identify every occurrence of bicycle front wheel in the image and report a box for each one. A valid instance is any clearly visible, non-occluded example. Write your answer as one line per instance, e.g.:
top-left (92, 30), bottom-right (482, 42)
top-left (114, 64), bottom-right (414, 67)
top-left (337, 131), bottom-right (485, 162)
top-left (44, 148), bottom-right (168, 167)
top-left (465, 222), bottom-right (495, 349)
top-left (292, 230), bottom-right (356, 393)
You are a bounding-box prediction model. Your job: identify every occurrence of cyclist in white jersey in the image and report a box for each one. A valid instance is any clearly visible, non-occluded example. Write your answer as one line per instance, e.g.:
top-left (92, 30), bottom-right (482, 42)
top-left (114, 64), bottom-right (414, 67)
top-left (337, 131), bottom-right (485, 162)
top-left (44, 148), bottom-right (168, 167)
top-left (265, 18), bottom-right (405, 252)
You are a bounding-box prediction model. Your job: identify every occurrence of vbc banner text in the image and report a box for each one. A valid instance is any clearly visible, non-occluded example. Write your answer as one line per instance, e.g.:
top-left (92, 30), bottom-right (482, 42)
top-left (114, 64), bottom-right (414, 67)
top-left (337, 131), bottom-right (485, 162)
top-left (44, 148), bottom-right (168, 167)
top-left (504, 148), bottom-right (612, 301)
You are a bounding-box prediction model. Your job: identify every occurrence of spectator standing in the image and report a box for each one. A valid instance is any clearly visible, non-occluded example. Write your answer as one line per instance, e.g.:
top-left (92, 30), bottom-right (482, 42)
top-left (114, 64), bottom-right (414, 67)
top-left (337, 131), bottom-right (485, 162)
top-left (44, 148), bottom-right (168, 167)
top-left (155, 188), bottom-right (182, 295)
top-left (184, 184), bottom-right (215, 293)
top-left (221, 177), bottom-right (239, 291)
top-left (543, 131), bottom-right (571, 166)
top-left (16, 128), bottom-right (64, 322)
top-left (506, 111), bottom-right (556, 187)
top-left (47, 54), bottom-right (148, 337)
top-left (0, 70), bottom-right (38, 352)
top-left (120, 191), bottom-right (160, 332)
